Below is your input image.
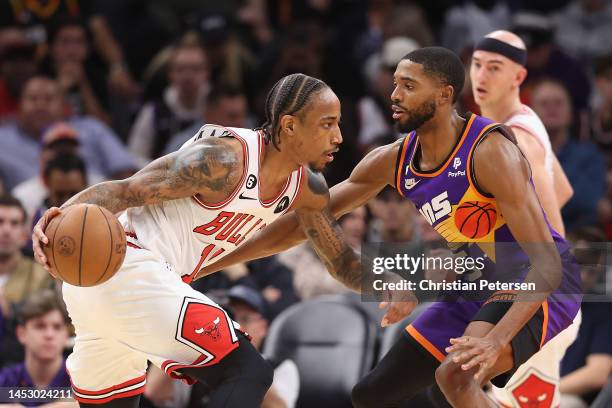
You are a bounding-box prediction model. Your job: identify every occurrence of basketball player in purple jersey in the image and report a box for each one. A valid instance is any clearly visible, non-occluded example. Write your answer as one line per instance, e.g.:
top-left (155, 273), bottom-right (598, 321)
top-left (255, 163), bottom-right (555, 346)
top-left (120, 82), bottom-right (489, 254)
top-left (199, 47), bottom-right (582, 407)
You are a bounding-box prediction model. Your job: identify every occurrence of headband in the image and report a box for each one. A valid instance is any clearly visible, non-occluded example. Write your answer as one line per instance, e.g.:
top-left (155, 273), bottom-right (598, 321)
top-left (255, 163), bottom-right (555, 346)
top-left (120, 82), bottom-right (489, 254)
top-left (474, 37), bottom-right (527, 66)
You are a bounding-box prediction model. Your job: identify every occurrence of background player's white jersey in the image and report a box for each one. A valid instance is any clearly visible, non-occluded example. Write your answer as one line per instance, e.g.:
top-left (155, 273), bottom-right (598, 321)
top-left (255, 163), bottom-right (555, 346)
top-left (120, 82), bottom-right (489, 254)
top-left (506, 105), bottom-right (554, 177)
top-left (119, 125), bottom-right (305, 283)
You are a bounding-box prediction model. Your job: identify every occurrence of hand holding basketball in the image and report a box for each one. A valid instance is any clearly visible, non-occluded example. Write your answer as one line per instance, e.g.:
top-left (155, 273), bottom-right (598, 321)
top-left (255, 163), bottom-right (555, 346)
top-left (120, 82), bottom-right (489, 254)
top-left (36, 204), bottom-right (127, 287)
top-left (32, 206), bottom-right (63, 274)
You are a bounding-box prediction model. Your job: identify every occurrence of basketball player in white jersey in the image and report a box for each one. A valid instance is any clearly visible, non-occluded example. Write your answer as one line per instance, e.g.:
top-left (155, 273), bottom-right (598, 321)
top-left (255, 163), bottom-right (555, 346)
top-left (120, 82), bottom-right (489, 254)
top-left (471, 30), bottom-right (580, 408)
top-left (32, 73), bottom-right (416, 408)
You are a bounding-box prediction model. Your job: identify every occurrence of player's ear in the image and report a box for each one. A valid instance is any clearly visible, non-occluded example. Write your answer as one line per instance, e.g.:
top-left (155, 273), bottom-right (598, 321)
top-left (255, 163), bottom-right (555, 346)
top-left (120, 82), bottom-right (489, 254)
top-left (439, 85), bottom-right (454, 106)
top-left (279, 114), bottom-right (295, 136)
top-left (515, 66), bottom-right (527, 88)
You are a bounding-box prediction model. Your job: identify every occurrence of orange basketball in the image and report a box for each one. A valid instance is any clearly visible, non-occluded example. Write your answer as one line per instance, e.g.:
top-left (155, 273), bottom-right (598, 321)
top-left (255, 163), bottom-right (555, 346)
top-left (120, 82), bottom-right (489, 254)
top-left (43, 204), bottom-right (127, 287)
top-left (454, 201), bottom-right (497, 239)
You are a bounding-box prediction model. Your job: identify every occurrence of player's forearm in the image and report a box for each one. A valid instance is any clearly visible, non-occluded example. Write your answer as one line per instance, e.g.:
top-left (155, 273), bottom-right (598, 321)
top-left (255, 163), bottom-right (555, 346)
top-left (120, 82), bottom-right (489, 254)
top-left (313, 237), bottom-right (409, 296)
top-left (61, 180), bottom-right (136, 214)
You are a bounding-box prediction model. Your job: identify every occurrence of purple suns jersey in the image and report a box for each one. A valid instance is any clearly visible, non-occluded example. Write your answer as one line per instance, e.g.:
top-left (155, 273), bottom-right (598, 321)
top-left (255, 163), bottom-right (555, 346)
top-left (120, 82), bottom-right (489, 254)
top-left (394, 113), bottom-right (579, 294)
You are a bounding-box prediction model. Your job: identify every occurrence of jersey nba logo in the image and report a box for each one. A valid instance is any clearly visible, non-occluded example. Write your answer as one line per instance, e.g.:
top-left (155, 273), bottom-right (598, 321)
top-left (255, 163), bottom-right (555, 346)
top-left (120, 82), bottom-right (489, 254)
top-left (274, 196), bottom-right (290, 213)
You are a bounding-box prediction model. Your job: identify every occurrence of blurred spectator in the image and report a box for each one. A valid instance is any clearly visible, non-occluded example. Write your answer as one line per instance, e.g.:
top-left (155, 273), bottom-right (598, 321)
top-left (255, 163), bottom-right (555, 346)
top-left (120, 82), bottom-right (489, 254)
top-left (227, 285), bottom-right (299, 408)
top-left (193, 11), bottom-right (258, 97)
top-left (600, 170), bottom-right (612, 240)
top-left (591, 55), bottom-right (612, 148)
top-left (382, 4), bottom-right (434, 49)
top-left (0, 196), bottom-right (54, 318)
top-left (512, 11), bottom-right (592, 123)
top-left (368, 186), bottom-right (421, 243)
top-left (0, 0), bottom-right (140, 101)
top-left (359, 37), bottom-right (419, 147)
top-left (164, 86), bottom-right (251, 155)
top-left (560, 228), bottom-right (612, 407)
top-left (554, 0), bottom-right (612, 63)
top-left (30, 154), bottom-right (88, 235)
top-left (40, 17), bottom-right (111, 124)
top-left (278, 207), bottom-right (367, 301)
top-left (0, 32), bottom-right (37, 122)
top-left (0, 76), bottom-right (136, 190)
top-left (12, 122), bottom-right (103, 219)
top-left (531, 79), bottom-right (605, 232)
top-left (192, 256), bottom-right (298, 322)
top-left (0, 289), bottom-right (75, 407)
top-left (0, 195), bottom-right (54, 367)
top-left (441, 0), bottom-right (511, 55)
top-left (253, 20), bottom-right (326, 118)
top-left (129, 43), bottom-right (209, 162)
top-left (338, 206), bottom-right (367, 252)
top-left (236, 0), bottom-right (275, 53)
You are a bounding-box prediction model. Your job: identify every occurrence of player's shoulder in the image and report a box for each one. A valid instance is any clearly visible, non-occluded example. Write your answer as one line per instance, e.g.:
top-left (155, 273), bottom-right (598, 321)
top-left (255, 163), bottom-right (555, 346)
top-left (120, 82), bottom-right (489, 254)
top-left (473, 127), bottom-right (526, 174)
top-left (293, 167), bottom-right (330, 211)
top-left (174, 127), bottom-right (243, 174)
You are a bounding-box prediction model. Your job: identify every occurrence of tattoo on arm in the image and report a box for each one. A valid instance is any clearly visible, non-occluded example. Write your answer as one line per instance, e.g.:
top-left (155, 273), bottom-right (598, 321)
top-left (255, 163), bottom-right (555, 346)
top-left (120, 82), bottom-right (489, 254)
top-left (62, 138), bottom-right (240, 213)
top-left (299, 208), bottom-right (363, 292)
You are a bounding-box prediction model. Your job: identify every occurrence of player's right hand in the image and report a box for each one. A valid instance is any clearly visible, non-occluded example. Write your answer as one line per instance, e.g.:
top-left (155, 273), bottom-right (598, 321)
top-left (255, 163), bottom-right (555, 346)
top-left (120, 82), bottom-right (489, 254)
top-left (32, 206), bottom-right (62, 276)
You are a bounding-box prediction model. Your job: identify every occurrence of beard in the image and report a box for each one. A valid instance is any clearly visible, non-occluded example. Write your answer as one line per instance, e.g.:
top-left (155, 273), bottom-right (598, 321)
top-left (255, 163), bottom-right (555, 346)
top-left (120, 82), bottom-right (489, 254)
top-left (395, 99), bottom-right (437, 133)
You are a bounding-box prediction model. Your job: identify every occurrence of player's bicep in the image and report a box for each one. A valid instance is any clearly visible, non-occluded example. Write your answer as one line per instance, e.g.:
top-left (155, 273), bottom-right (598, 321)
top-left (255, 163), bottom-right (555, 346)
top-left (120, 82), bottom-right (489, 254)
top-left (474, 134), bottom-right (553, 244)
top-left (122, 140), bottom-right (239, 206)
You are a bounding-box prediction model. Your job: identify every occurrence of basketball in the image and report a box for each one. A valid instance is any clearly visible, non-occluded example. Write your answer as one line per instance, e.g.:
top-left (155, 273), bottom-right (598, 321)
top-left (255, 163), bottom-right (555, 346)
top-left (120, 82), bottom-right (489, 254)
top-left (43, 204), bottom-right (127, 287)
top-left (454, 201), bottom-right (497, 239)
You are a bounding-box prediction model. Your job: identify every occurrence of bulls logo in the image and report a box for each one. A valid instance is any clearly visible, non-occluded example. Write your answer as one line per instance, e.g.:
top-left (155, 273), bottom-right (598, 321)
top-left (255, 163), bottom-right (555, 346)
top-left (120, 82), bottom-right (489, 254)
top-left (195, 317), bottom-right (222, 341)
top-left (274, 196), bottom-right (290, 214)
top-left (176, 298), bottom-right (239, 363)
top-left (508, 368), bottom-right (556, 408)
top-left (245, 175), bottom-right (257, 189)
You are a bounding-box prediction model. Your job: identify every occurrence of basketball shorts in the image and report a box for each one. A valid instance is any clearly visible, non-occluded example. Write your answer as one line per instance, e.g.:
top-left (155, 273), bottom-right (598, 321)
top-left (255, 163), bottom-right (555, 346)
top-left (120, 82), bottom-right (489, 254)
top-left (405, 252), bottom-right (582, 388)
top-left (62, 245), bottom-right (242, 404)
top-left (490, 310), bottom-right (581, 408)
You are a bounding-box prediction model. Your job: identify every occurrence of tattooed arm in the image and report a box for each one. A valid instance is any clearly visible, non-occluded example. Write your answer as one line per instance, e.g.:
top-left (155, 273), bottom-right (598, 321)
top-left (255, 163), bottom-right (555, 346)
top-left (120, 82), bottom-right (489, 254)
top-left (33, 136), bottom-right (243, 269)
top-left (295, 168), bottom-right (406, 295)
top-left (295, 169), bottom-right (363, 291)
top-left (61, 137), bottom-right (241, 212)
top-left (295, 169), bottom-right (418, 324)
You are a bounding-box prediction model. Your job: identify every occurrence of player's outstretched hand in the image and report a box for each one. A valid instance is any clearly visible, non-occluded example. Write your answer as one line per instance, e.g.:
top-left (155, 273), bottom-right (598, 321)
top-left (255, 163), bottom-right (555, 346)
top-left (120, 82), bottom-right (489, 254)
top-left (445, 336), bottom-right (503, 382)
top-left (32, 206), bottom-right (62, 275)
top-left (379, 295), bottom-right (418, 327)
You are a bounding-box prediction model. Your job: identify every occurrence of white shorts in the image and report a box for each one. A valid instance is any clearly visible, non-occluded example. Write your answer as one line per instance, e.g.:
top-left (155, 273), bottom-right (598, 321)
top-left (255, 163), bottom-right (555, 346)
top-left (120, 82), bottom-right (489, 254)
top-left (62, 245), bottom-right (242, 405)
top-left (491, 309), bottom-right (582, 408)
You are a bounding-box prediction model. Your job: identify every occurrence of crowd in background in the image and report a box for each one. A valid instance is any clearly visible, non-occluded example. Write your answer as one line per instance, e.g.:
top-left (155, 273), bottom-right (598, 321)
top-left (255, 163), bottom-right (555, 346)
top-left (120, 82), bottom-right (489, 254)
top-left (0, 0), bottom-right (611, 407)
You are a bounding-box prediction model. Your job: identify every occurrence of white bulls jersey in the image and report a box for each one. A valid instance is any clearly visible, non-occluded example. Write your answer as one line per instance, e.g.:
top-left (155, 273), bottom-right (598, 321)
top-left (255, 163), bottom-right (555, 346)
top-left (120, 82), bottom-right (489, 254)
top-left (506, 105), bottom-right (554, 177)
top-left (119, 125), bottom-right (305, 283)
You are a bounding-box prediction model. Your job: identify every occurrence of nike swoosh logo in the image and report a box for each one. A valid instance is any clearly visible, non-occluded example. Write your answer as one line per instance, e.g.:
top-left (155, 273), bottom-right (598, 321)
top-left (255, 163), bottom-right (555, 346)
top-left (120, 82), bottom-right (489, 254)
top-left (405, 180), bottom-right (421, 190)
top-left (239, 192), bottom-right (256, 200)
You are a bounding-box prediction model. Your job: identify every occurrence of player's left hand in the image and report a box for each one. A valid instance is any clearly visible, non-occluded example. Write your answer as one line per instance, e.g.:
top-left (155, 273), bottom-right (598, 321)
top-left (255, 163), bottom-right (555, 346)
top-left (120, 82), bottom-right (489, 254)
top-left (445, 336), bottom-right (503, 382)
